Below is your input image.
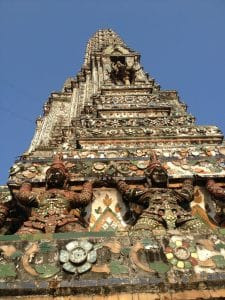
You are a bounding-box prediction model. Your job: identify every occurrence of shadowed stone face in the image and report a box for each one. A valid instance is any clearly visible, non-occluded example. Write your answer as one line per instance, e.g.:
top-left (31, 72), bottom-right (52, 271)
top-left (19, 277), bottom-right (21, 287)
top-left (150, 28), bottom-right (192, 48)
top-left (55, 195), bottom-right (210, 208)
top-left (46, 169), bottom-right (67, 189)
top-left (150, 167), bottom-right (168, 186)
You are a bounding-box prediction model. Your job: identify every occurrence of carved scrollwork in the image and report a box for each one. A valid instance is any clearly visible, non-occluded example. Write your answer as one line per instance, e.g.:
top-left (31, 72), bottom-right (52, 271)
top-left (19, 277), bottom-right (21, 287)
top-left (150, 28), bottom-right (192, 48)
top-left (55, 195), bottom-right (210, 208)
top-left (76, 125), bottom-right (222, 139)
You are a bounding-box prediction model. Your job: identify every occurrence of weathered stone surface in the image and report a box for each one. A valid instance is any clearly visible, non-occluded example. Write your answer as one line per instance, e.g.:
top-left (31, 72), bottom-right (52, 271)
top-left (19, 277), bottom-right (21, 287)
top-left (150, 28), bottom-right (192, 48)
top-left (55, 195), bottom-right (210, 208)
top-left (0, 232), bottom-right (224, 296)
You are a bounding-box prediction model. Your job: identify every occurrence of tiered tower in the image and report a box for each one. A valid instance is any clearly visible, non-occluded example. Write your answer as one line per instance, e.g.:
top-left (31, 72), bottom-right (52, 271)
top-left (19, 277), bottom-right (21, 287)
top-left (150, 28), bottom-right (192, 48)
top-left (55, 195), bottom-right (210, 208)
top-left (1, 29), bottom-right (225, 299)
top-left (10, 30), bottom-right (224, 185)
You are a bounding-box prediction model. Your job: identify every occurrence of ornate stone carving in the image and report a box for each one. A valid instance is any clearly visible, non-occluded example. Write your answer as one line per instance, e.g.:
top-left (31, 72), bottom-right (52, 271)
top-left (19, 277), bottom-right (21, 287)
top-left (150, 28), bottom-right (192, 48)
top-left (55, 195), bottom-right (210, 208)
top-left (110, 58), bottom-right (136, 85)
top-left (15, 154), bottom-right (94, 234)
top-left (206, 179), bottom-right (225, 227)
top-left (81, 115), bottom-right (195, 129)
top-left (59, 240), bottom-right (97, 274)
top-left (114, 155), bottom-right (207, 233)
top-left (76, 125), bottom-right (222, 139)
top-left (94, 94), bottom-right (160, 106)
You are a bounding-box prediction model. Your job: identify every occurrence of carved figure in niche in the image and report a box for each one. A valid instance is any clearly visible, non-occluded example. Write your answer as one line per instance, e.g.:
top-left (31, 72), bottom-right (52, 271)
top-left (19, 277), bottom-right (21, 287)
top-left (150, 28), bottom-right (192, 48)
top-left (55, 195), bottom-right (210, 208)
top-left (110, 57), bottom-right (135, 85)
top-left (16, 154), bottom-right (94, 234)
top-left (206, 179), bottom-right (225, 227)
top-left (111, 155), bottom-right (206, 236)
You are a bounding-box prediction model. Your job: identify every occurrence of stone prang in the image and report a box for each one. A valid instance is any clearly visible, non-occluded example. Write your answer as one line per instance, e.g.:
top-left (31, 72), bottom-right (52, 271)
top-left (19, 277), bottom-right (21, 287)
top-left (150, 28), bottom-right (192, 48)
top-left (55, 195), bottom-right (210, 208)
top-left (0, 29), bottom-right (225, 299)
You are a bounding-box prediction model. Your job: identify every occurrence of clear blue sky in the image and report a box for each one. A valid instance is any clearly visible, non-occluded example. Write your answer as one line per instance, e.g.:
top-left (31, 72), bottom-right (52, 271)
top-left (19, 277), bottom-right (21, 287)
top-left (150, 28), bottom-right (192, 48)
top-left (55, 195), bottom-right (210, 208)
top-left (0, 0), bottom-right (225, 184)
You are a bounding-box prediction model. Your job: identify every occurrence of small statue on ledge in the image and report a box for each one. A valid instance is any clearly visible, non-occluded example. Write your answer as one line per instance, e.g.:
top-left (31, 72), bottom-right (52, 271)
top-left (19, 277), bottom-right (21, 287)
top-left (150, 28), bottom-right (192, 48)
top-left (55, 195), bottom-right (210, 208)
top-left (16, 154), bottom-right (94, 234)
top-left (110, 59), bottom-right (135, 85)
top-left (111, 155), bottom-right (206, 236)
top-left (206, 179), bottom-right (225, 227)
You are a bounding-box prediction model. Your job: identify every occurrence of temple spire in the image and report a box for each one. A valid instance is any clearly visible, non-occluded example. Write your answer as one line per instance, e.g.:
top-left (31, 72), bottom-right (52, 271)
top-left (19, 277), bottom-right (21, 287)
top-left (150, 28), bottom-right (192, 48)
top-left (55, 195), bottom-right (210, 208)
top-left (83, 29), bottom-right (128, 66)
